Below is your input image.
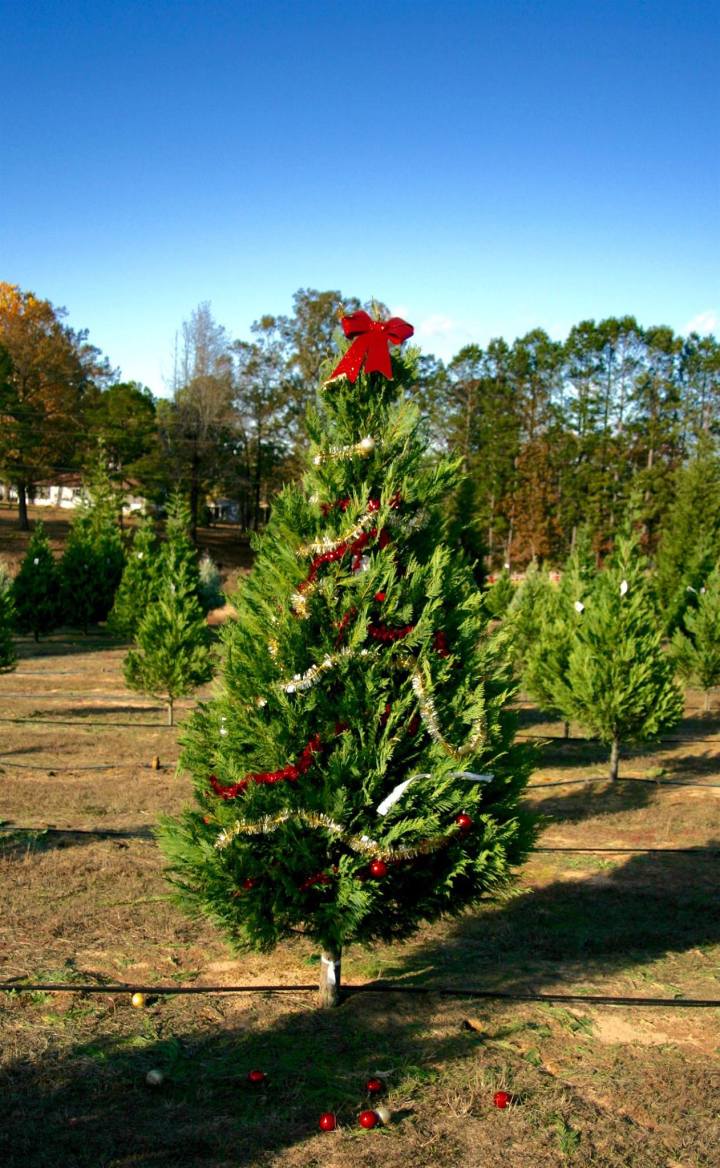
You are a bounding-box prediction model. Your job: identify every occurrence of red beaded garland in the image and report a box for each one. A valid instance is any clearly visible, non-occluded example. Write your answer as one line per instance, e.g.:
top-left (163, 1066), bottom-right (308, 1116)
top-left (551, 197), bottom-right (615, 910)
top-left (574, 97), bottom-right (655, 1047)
top-left (358, 1109), bottom-right (379, 1129)
top-left (208, 735), bottom-right (322, 800)
top-left (319, 1112), bottom-right (337, 1131)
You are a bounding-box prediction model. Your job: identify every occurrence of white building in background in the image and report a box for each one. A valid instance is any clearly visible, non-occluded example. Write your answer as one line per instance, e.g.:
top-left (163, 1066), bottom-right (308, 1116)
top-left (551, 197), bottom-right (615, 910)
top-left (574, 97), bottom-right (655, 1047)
top-left (0, 474), bottom-right (147, 514)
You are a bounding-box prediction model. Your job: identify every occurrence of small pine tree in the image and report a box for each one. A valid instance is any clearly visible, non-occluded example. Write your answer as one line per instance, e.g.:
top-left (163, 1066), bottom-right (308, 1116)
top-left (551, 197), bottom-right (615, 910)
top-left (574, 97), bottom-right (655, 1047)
top-left (59, 458), bottom-right (125, 631)
top-left (671, 565), bottom-right (720, 712)
top-left (522, 540), bottom-right (592, 734)
top-left (655, 442), bottom-right (720, 634)
top-left (198, 552), bottom-right (225, 613)
top-left (12, 522), bottom-right (60, 641)
top-left (483, 568), bottom-right (515, 619)
top-left (0, 559), bottom-right (17, 671)
top-left (541, 534), bottom-right (683, 779)
top-left (108, 513), bottom-right (159, 640)
top-left (506, 559), bottom-right (555, 673)
top-left (124, 552), bottom-right (213, 724)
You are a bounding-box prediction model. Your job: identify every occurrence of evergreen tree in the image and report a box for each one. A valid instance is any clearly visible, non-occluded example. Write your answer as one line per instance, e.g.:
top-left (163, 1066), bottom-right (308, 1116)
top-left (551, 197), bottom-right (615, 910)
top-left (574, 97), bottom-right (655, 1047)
top-left (157, 312), bottom-right (536, 1007)
top-left (540, 535), bottom-right (683, 778)
top-left (198, 552), bottom-right (225, 613)
top-left (108, 513), bottom-right (159, 640)
top-left (506, 559), bottom-right (555, 674)
top-left (124, 551), bottom-right (213, 725)
top-left (59, 456), bottom-right (125, 631)
top-left (522, 540), bottom-right (591, 736)
top-left (671, 565), bottom-right (720, 711)
top-left (0, 558), bottom-right (17, 671)
top-left (12, 522), bottom-right (59, 641)
top-left (654, 440), bottom-right (720, 633)
top-left (483, 567), bottom-right (515, 619)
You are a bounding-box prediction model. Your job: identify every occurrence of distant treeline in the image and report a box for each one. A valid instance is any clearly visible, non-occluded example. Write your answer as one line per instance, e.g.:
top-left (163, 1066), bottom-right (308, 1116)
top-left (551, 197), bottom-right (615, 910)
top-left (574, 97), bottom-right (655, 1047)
top-left (1, 282), bottom-right (718, 566)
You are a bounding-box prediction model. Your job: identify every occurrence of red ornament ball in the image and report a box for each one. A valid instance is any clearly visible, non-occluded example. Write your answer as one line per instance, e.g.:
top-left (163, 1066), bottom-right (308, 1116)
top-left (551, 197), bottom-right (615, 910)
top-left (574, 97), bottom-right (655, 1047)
top-left (455, 813), bottom-right (473, 831)
top-left (493, 1090), bottom-right (511, 1109)
top-left (247, 1069), bottom-right (266, 1084)
top-left (366, 1076), bottom-right (385, 1095)
top-left (319, 1112), bottom-right (337, 1131)
top-left (374, 591), bottom-right (386, 602)
top-left (359, 1109), bottom-right (379, 1129)
top-left (369, 859), bottom-right (388, 878)
top-left (242, 878), bottom-right (257, 890)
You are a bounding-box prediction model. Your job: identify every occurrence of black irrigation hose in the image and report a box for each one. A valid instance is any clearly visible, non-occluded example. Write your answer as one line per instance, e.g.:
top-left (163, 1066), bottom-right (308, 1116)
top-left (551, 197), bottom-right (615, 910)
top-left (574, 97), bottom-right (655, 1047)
top-left (0, 759), bottom-right (176, 771)
top-left (526, 776), bottom-right (720, 789)
top-left (0, 718), bottom-right (175, 728)
top-left (1, 825), bottom-right (717, 855)
top-left (1, 979), bottom-right (719, 1008)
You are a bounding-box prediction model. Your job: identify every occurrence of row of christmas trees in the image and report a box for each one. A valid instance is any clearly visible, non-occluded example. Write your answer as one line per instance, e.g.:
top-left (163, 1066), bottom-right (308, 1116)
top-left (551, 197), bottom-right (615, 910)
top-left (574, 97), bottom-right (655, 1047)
top-left (0, 472), bottom-right (222, 724)
top-left (483, 530), bottom-right (720, 778)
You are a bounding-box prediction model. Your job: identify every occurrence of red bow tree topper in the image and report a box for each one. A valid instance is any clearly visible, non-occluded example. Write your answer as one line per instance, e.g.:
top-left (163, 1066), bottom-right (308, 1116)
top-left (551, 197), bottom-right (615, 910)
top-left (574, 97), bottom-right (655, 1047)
top-left (325, 311), bottom-right (414, 384)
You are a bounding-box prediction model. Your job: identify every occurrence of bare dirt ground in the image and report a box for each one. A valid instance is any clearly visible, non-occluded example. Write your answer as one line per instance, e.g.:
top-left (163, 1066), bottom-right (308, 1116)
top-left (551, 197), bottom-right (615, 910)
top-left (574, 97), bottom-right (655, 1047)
top-left (1, 525), bottom-right (719, 1166)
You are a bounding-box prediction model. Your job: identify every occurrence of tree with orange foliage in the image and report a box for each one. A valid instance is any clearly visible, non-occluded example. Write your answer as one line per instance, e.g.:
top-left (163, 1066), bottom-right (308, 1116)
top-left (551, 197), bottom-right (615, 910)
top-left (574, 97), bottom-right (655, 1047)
top-left (0, 283), bottom-right (112, 529)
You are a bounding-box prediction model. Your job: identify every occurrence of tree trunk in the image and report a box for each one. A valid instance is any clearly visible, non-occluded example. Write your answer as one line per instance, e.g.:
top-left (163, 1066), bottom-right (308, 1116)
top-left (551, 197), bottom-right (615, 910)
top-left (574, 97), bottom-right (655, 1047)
top-left (17, 483), bottom-right (29, 531)
top-left (563, 720), bottom-right (570, 740)
top-left (318, 946), bottom-right (342, 1008)
top-left (704, 688), bottom-right (710, 713)
top-left (609, 735), bottom-right (620, 781)
top-left (167, 697), bottom-right (174, 726)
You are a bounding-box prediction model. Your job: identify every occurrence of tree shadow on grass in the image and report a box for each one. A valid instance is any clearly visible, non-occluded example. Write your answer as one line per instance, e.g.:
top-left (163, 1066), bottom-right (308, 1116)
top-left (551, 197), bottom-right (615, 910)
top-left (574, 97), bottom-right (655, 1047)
top-left (524, 775), bottom-right (655, 825)
top-left (1, 847), bottom-right (719, 1167)
top-left (0, 825), bottom-right (155, 858)
top-left (365, 843), bottom-right (720, 996)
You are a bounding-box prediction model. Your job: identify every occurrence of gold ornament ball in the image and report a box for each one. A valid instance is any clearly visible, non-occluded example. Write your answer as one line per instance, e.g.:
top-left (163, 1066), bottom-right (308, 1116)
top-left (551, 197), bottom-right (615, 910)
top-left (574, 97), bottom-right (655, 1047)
top-left (374, 1104), bottom-right (392, 1125)
top-left (131, 992), bottom-right (146, 1009)
top-left (145, 1068), bottom-right (164, 1086)
top-left (358, 436), bottom-right (375, 455)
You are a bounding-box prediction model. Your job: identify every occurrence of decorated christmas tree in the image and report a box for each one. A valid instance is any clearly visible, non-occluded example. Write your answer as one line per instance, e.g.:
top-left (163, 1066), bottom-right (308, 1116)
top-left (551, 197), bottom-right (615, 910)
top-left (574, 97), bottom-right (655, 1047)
top-left (671, 564), bottom-right (720, 711)
top-left (0, 559), bottom-right (17, 672)
top-left (159, 311), bottom-right (536, 1006)
top-left (108, 512), bottom-right (159, 640)
top-left (12, 522), bottom-right (59, 641)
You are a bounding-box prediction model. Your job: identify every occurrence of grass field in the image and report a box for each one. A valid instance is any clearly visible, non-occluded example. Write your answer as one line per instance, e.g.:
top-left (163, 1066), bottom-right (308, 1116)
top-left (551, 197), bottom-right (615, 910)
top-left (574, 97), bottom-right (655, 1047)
top-left (1, 513), bottom-right (719, 1166)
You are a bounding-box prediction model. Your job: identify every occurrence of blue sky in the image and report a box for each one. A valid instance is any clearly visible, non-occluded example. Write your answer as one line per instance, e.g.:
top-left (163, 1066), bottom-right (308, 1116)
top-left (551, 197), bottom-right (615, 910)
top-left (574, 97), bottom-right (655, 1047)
top-left (1, 0), bottom-right (718, 394)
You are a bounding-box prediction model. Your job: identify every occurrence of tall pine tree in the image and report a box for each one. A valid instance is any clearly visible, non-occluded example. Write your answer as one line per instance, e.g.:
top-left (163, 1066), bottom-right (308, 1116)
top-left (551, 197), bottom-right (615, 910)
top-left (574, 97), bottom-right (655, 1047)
top-left (158, 312), bottom-right (535, 1006)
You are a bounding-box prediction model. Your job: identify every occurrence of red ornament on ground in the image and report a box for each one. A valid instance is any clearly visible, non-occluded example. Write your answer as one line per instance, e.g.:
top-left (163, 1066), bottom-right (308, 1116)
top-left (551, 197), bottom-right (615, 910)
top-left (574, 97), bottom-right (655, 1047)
top-left (366, 1076), bottom-right (385, 1095)
top-left (247, 1069), bottom-right (266, 1084)
top-left (319, 1112), bottom-right (337, 1131)
top-left (455, 813), bottom-right (473, 831)
top-left (369, 859), bottom-right (388, 878)
top-left (358, 1109), bottom-right (379, 1129)
top-left (493, 1090), bottom-right (511, 1109)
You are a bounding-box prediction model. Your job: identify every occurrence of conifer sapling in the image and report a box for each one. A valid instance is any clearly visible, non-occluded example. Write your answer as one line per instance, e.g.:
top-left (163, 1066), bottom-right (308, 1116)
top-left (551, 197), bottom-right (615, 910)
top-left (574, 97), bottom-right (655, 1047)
top-left (671, 564), bottom-right (720, 712)
top-left (0, 559), bottom-right (17, 672)
top-left (12, 522), bottom-right (59, 642)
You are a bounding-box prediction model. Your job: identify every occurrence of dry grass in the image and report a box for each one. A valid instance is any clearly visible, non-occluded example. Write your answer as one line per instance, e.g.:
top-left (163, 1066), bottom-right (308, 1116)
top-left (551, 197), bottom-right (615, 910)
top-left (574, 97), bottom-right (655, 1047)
top-left (1, 604), bottom-right (719, 1165)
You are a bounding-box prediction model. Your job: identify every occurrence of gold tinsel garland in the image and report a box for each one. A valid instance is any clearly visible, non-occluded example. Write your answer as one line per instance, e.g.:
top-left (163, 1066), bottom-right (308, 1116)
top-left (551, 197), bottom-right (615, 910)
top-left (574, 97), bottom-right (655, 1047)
top-left (311, 434), bottom-right (376, 466)
top-left (215, 808), bottom-right (460, 860)
top-left (410, 667), bottom-right (487, 761)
